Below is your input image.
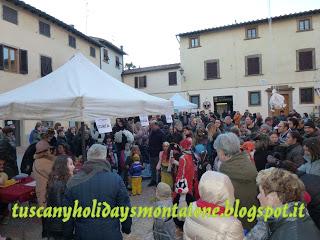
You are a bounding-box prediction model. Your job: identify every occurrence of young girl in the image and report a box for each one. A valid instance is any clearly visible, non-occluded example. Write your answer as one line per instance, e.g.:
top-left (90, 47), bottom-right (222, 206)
top-left (104, 134), bottom-right (117, 172)
top-left (125, 145), bottom-right (140, 189)
top-left (45, 155), bottom-right (75, 239)
top-left (156, 142), bottom-right (174, 188)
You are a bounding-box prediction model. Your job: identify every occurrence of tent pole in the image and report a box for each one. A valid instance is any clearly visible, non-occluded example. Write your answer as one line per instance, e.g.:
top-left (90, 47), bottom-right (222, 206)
top-left (81, 121), bottom-right (87, 162)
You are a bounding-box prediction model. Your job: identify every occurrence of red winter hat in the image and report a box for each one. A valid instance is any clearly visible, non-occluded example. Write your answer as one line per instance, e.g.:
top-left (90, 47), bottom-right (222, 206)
top-left (180, 138), bottom-right (192, 151)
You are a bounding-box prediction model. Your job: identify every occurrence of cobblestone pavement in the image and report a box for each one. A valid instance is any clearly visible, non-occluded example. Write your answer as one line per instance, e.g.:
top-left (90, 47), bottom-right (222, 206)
top-left (1, 180), bottom-right (156, 240)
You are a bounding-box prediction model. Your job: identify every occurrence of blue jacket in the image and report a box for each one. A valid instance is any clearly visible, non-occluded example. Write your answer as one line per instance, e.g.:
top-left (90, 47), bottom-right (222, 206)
top-left (129, 162), bottom-right (143, 177)
top-left (63, 171), bottom-right (132, 240)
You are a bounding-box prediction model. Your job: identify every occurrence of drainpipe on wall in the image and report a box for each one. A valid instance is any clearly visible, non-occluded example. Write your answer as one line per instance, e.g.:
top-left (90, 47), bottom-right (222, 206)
top-left (120, 45), bottom-right (124, 82)
top-left (99, 47), bottom-right (102, 69)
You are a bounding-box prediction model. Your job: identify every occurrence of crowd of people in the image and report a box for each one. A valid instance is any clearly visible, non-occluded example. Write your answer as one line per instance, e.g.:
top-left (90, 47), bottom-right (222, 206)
top-left (0, 109), bottom-right (320, 239)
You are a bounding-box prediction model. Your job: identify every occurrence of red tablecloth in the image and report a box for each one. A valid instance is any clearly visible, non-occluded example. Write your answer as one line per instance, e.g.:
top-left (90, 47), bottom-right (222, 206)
top-left (0, 177), bottom-right (36, 203)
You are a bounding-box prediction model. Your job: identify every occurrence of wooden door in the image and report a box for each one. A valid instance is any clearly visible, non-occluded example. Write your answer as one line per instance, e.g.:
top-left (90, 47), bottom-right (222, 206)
top-left (273, 94), bottom-right (289, 116)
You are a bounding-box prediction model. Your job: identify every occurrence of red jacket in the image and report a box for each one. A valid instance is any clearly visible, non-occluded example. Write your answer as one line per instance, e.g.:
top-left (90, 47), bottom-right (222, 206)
top-left (176, 153), bottom-right (195, 195)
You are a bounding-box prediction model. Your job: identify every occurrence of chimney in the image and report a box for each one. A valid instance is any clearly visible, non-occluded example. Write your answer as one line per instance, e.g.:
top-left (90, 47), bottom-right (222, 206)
top-left (70, 24), bottom-right (75, 28)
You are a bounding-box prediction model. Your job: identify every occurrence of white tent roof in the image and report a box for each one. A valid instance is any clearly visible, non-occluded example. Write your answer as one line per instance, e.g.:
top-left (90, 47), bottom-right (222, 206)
top-left (169, 93), bottom-right (198, 111)
top-left (0, 53), bottom-right (173, 121)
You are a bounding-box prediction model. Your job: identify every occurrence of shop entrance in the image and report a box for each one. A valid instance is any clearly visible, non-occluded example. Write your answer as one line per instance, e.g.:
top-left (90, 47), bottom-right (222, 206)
top-left (213, 96), bottom-right (233, 116)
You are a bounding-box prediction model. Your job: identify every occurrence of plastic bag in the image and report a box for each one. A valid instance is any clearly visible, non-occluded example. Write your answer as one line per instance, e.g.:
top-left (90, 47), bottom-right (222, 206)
top-left (269, 89), bottom-right (286, 111)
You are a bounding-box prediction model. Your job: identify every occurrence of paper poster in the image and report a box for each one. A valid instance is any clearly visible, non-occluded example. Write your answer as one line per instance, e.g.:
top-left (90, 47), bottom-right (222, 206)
top-left (139, 115), bottom-right (149, 127)
top-left (166, 114), bottom-right (173, 123)
top-left (95, 118), bottom-right (112, 133)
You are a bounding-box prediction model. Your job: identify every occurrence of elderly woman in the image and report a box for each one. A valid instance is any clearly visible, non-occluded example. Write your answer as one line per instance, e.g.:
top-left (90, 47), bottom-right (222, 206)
top-left (184, 171), bottom-right (244, 240)
top-left (246, 168), bottom-right (320, 240)
top-left (214, 133), bottom-right (258, 230)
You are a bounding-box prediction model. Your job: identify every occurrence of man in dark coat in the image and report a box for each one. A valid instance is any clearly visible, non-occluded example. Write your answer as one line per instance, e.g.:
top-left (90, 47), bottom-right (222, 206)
top-left (72, 130), bottom-right (95, 158)
top-left (148, 121), bottom-right (165, 186)
top-left (63, 144), bottom-right (132, 240)
top-left (0, 127), bottom-right (18, 176)
top-left (300, 174), bottom-right (320, 229)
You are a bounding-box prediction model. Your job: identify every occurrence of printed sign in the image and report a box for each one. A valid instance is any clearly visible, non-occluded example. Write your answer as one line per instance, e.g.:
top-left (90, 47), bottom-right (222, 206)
top-left (166, 114), bottom-right (173, 123)
top-left (95, 118), bottom-right (112, 133)
top-left (139, 115), bottom-right (149, 127)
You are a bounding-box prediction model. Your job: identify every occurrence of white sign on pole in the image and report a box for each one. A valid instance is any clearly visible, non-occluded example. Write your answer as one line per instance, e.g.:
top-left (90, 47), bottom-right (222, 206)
top-left (95, 118), bottom-right (112, 133)
top-left (166, 114), bottom-right (173, 123)
top-left (139, 115), bottom-right (149, 127)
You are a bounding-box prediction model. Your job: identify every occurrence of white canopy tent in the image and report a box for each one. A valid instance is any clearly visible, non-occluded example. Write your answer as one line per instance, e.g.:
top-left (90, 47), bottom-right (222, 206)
top-left (0, 53), bottom-right (173, 121)
top-left (169, 93), bottom-right (198, 111)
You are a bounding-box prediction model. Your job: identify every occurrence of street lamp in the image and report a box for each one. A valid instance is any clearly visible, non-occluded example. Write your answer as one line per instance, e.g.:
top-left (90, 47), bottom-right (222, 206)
top-left (179, 68), bottom-right (186, 81)
top-left (179, 68), bottom-right (184, 76)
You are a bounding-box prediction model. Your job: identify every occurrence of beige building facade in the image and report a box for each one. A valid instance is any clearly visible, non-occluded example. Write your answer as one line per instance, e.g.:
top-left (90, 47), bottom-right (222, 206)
top-left (122, 63), bottom-right (182, 99)
top-left (177, 9), bottom-right (320, 118)
top-left (92, 37), bottom-right (126, 81)
top-left (0, 0), bottom-right (124, 146)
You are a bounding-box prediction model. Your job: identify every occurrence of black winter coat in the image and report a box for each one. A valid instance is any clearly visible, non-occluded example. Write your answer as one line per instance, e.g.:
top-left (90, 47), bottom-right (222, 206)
top-left (20, 142), bottom-right (37, 175)
top-left (254, 145), bottom-right (277, 171)
top-left (269, 208), bottom-right (320, 240)
top-left (149, 129), bottom-right (165, 157)
top-left (0, 136), bottom-right (18, 176)
top-left (72, 134), bottom-right (95, 157)
top-left (45, 180), bottom-right (67, 238)
top-left (300, 174), bottom-right (320, 229)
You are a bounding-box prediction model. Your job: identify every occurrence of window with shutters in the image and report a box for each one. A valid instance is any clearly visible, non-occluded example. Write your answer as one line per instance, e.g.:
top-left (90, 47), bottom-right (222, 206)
top-left (297, 18), bottom-right (312, 31)
top-left (245, 54), bottom-right (262, 76)
top-left (19, 49), bottom-right (28, 74)
top-left (40, 55), bottom-right (52, 77)
top-left (134, 76), bottom-right (147, 89)
top-left (300, 88), bottom-right (314, 104)
top-left (245, 26), bottom-right (258, 39)
top-left (2, 46), bottom-right (18, 73)
top-left (90, 47), bottom-right (96, 58)
top-left (248, 91), bottom-right (261, 106)
top-left (205, 60), bottom-right (220, 79)
top-left (68, 35), bottom-right (76, 48)
top-left (189, 36), bottom-right (200, 48)
top-left (0, 45), bottom-right (28, 74)
top-left (103, 49), bottom-right (109, 63)
top-left (189, 95), bottom-right (200, 108)
top-left (168, 72), bottom-right (177, 86)
top-left (296, 49), bottom-right (315, 71)
top-left (39, 21), bottom-right (51, 37)
top-left (3, 5), bottom-right (17, 25)
top-left (115, 56), bottom-right (121, 68)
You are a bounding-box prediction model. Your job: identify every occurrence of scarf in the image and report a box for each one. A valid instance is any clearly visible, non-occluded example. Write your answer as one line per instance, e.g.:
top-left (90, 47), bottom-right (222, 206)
top-left (196, 199), bottom-right (225, 215)
top-left (106, 143), bottom-right (115, 164)
top-left (67, 159), bottom-right (111, 189)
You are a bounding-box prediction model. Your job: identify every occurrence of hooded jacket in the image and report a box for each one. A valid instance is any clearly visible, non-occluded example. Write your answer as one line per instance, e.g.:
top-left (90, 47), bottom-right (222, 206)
top-left (219, 152), bottom-right (259, 230)
top-left (184, 171), bottom-right (244, 240)
top-left (32, 153), bottom-right (55, 206)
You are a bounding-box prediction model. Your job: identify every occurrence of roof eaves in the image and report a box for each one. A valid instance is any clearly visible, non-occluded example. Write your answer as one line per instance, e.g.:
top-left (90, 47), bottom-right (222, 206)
top-left (122, 63), bottom-right (180, 75)
top-left (91, 37), bottom-right (127, 55)
top-left (177, 8), bottom-right (320, 37)
top-left (9, 0), bottom-right (103, 47)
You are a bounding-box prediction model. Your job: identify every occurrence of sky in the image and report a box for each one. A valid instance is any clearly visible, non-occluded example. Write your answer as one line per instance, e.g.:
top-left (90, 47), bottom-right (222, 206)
top-left (25, 0), bottom-right (320, 67)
